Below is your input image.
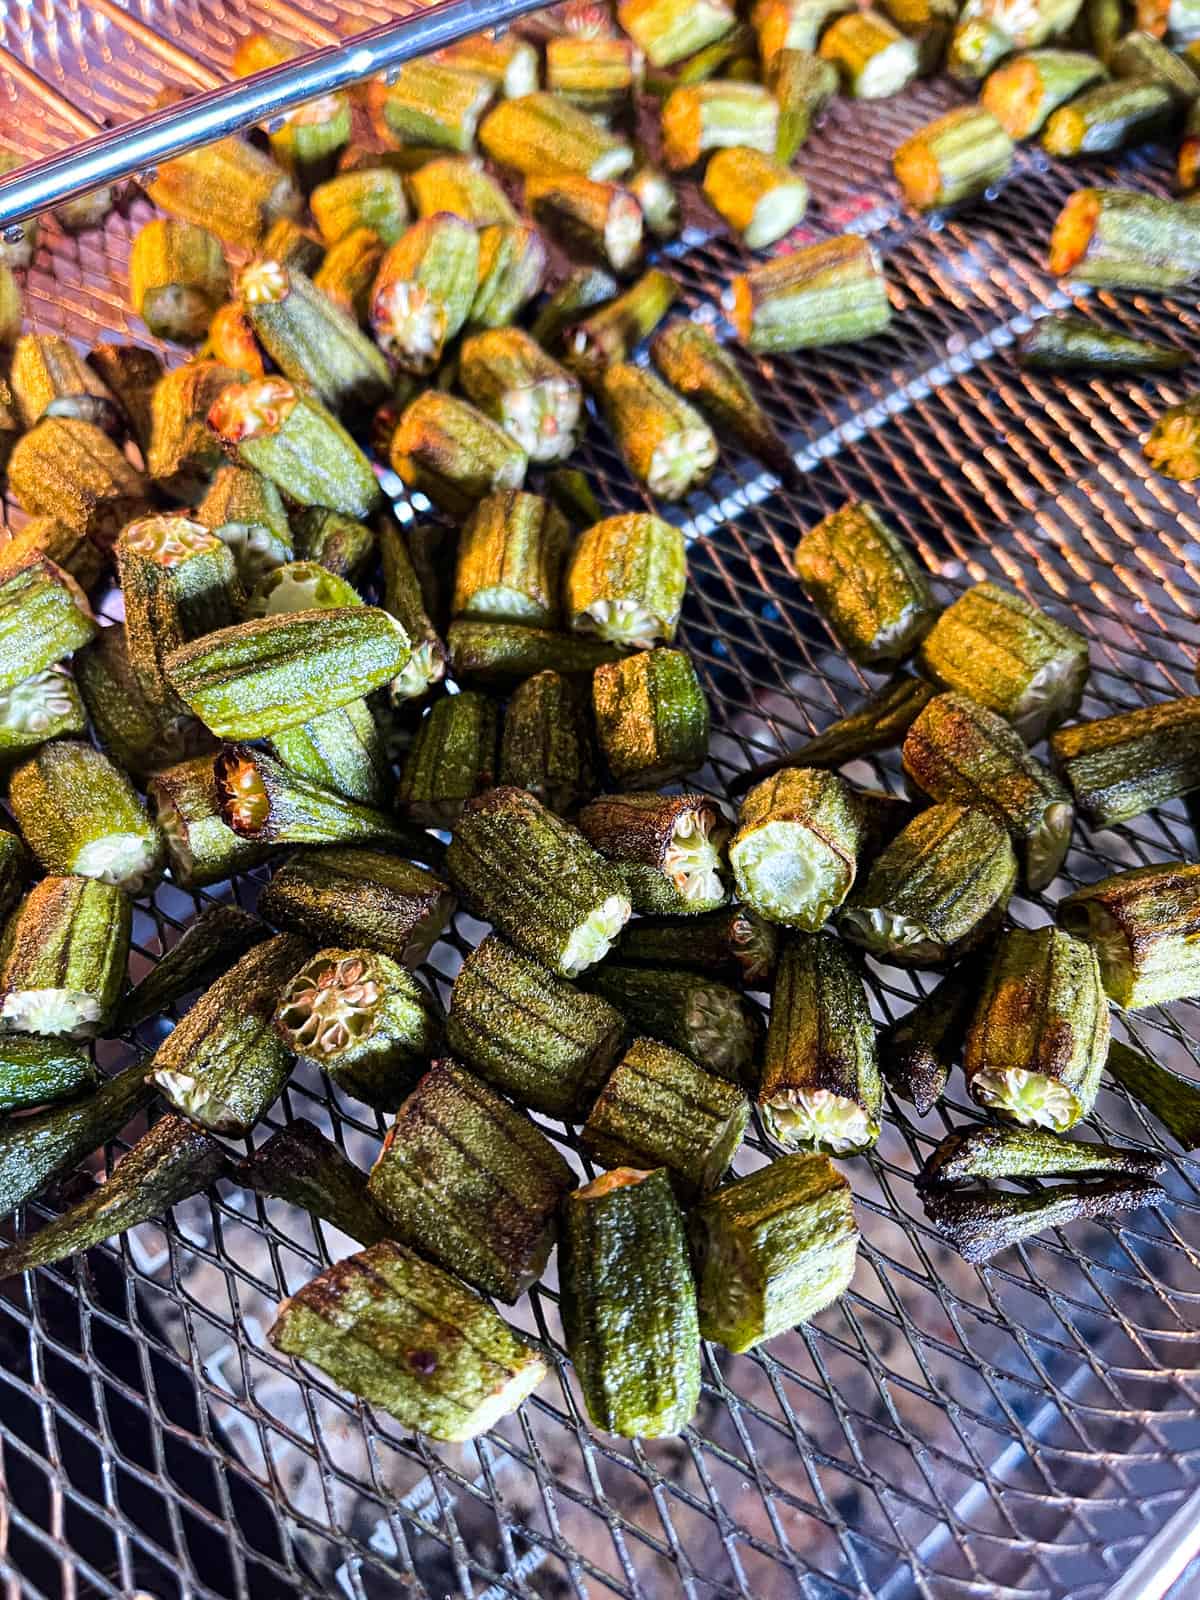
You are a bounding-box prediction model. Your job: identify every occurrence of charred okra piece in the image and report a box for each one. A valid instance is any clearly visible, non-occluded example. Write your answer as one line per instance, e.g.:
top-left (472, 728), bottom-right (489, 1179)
top-left (619, 0), bottom-right (736, 66)
top-left (242, 560), bottom-right (362, 619)
top-left (447, 786), bottom-right (631, 977)
top-left (0, 1034), bottom-right (98, 1115)
top-left (312, 229), bottom-right (386, 324)
top-left (917, 581), bottom-right (1089, 742)
top-left (945, 0), bottom-right (1082, 85)
top-left (0, 520), bottom-right (105, 596)
top-left (561, 1167), bottom-right (699, 1437)
top-left (964, 925), bottom-right (1109, 1130)
top-left (449, 621), bottom-right (627, 685)
top-left (840, 802), bottom-right (1016, 965)
top-left (8, 334), bottom-right (121, 434)
top-left (593, 647), bottom-right (710, 787)
top-left (398, 692), bottom-right (500, 825)
top-left (1016, 314), bottom-right (1186, 371)
top-left (86, 344), bottom-right (163, 456)
top-left (0, 876), bottom-right (130, 1039)
top-left (1144, 396), bottom-right (1200, 482)
top-left (197, 465), bottom-right (294, 586)
top-left (566, 512), bottom-right (686, 646)
top-left (310, 168), bottom-right (409, 247)
top-left (1049, 188), bottom-right (1200, 289)
top-left (577, 791), bottom-right (729, 914)
top-left (147, 130), bottom-right (301, 252)
top-left (879, 962), bottom-right (979, 1113)
top-left (531, 265), bottom-right (619, 352)
top-left (213, 744), bottom-right (412, 851)
top-left (819, 11), bottom-right (920, 96)
top-left (115, 905), bottom-right (268, 1031)
top-left (527, 176), bottom-right (644, 274)
top-left (546, 36), bottom-right (644, 114)
top-left (148, 933), bottom-right (310, 1134)
top-left (921, 1172), bottom-right (1163, 1262)
top-left (500, 670), bottom-right (597, 812)
top-left (0, 1113), bottom-right (224, 1278)
top-left (289, 510), bottom-right (374, 583)
top-left (453, 490), bottom-right (570, 627)
top-left (166, 607), bottom-right (409, 741)
top-left (1049, 695), bottom-right (1200, 827)
top-left (982, 48), bottom-right (1109, 137)
top-left (760, 933), bottom-right (879, 1154)
top-left (662, 82), bottom-right (779, 170)
top-left (234, 1120), bottom-right (391, 1246)
top-left (0, 557), bottom-right (96, 694)
top-left (389, 391), bottom-right (528, 516)
top-left (406, 157), bottom-right (518, 226)
top-left (268, 1240), bottom-right (548, 1442)
top-left (238, 260), bottom-right (391, 417)
top-left (1106, 1038), bottom-right (1200, 1150)
top-left (268, 700), bottom-right (390, 810)
top-left (75, 625), bottom-right (209, 782)
top-left (9, 741), bottom-right (164, 893)
top-left (921, 1121), bottom-right (1163, 1187)
top-left (274, 947), bottom-right (439, 1109)
top-left (894, 105), bottom-right (1015, 210)
top-left (373, 61), bottom-right (495, 153)
top-left (378, 519), bottom-right (446, 703)
top-left (128, 220), bottom-right (229, 344)
top-left (469, 222), bottom-right (548, 329)
top-left (703, 147), bottom-right (809, 248)
top-left (793, 500), bottom-right (936, 666)
top-left (368, 1059), bottom-right (573, 1301)
top-left (1058, 862), bottom-right (1200, 1009)
top-left (904, 691), bottom-right (1074, 890)
top-left (459, 327), bottom-right (583, 463)
top-left (259, 849), bottom-right (452, 968)
top-left (8, 418), bottom-right (150, 547)
top-left (150, 754), bottom-right (278, 888)
top-left (479, 92), bottom-right (635, 180)
top-left (586, 962), bottom-right (758, 1082)
top-left (208, 377), bottom-right (381, 519)
top-left (1041, 80), bottom-right (1175, 154)
top-left (727, 235), bottom-right (892, 354)
top-left (599, 362), bottom-right (717, 501)
top-left (729, 768), bottom-right (865, 930)
top-left (769, 49), bottom-right (839, 162)
top-left (232, 33), bottom-right (352, 186)
top-left (690, 1152), bottom-right (858, 1351)
top-left (562, 268), bottom-right (679, 383)
top-left (0, 667), bottom-right (87, 765)
top-left (147, 361), bottom-right (240, 501)
top-left (617, 903), bottom-right (778, 986)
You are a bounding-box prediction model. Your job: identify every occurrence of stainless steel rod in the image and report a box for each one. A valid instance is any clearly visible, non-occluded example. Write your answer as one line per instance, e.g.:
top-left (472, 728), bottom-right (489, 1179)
top-left (0, 0), bottom-right (547, 231)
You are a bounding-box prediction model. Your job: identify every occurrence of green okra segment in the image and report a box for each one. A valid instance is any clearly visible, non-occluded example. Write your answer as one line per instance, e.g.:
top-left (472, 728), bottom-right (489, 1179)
top-left (165, 606), bottom-right (410, 741)
top-left (650, 320), bottom-right (794, 482)
top-left (375, 519), bottom-right (445, 707)
top-left (267, 699), bottom-right (391, 810)
top-left (116, 905), bottom-right (268, 1031)
top-left (730, 767), bottom-right (865, 931)
top-left (592, 647), bottom-right (711, 788)
top-left (879, 0), bottom-right (957, 71)
top-left (389, 392), bottom-right (528, 519)
top-left (0, 1034), bottom-right (98, 1115)
top-left (0, 556), bottom-right (96, 696)
top-left (703, 147), bottom-right (808, 250)
top-left (532, 266), bottom-right (619, 353)
top-left (1016, 315), bottom-right (1187, 371)
top-left (274, 947), bottom-right (439, 1110)
top-left (397, 692), bottom-right (500, 826)
top-left (447, 786), bottom-right (631, 978)
top-left (0, 667), bottom-right (88, 766)
top-left (562, 268), bottom-right (679, 386)
top-left (770, 49), bottom-right (840, 162)
top-left (234, 1120), bottom-right (391, 1246)
top-left (904, 691), bottom-right (1074, 890)
top-left (150, 754), bottom-right (278, 890)
top-left (449, 621), bottom-right (627, 686)
top-left (982, 49), bottom-right (1108, 138)
top-left (0, 876), bottom-right (130, 1040)
top-left (819, 11), bottom-right (920, 97)
top-left (690, 1152), bottom-right (859, 1352)
top-left (893, 105), bottom-right (1015, 210)
top-left (197, 466), bottom-right (294, 588)
top-left (368, 214), bottom-right (481, 377)
top-left (373, 61), bottom-right (495, 154)
top-left (8, 335), bottom-right (122, 435)
top-left (1106, 1038), bottom-right (1200, 1150)
top-left (560, 1166), bottom-right (700, 1438)
top-left (793, 500), bottom-right (936, 667)
top-left (565, 512), bottom-right (687, 647)
top-left (840, 802), bottom-right (1016, 966)
top-left (290, 510), bottom-right (375, 583)
top-left (313, 229), bottom-right (386, 324)
top-left (759, 934), bottom-right (881, 1155)
top-left (917, 581), bottom-right (1089, 743)
top-left (479, 92), bottom-right (635, 181)
top-left (728, 235), bottom-right (892, 354)
top-left (9, 741), bottom-right (164, 895)
top-left (459, 327), bottom-right (583, 464)
top-left (1041, 79), bottom-right (1176, 155)
top-left (468, 222), bottom-right (548, 331)
top-left (617, 903), bottom-right (779, 987)
top-left (599, 363), bottom-right (718, 502)
top-left (149, 932), bottom-right (310, 1135)
top-left (129, 220), bottom-right (230, 345)
top-left (620, 0), bottom-right (736, 66)
top-left (1049, 695), bottom-right (1200, 827)
top-left (0, 832), bottom-right (28, 928)
top-left (964, 925), bottom-right (1109, 1131)
top-left (1109, 28), bottom-right (1198, 98)
top-left (1058, 862), bottom-right (1200, 1009)
top-left (499, 669), bottom-right (597, 814)
top-left (0, 1113), bottom-right (225, 1279)
top-left (367, 1059), bottom-right (574, 1302)
top-left (582, 1037), bottom-right (749, 1199)
top-left (213, 744), bottom-right (413, 853)
top-left (258, 849), bottom-right (452, 968)
top-left (545, 36), bottom-right (644, 115)
top-left (920, 1121), bottom-right (1164, 1187)
top-left (446, 933), bottom-right (624, 1117)
top-left (147, 128), bottom-right (301, 253)
top-left (310, 169), bottom-right (409, 247)
top-left (527, 175), bottom-right (645, 275)
top-left (662, 82), bottom-right (780, 170)
top-left (268, 1240), bottom-right (548, 1442)
top-left (407, 157), bottom-right (518, 226)
top-left (146, 361), bottom-right (240, 502)
top-left (577, 791), bottom-right (730, 915)
top-left (1144, 396), bottom-right (1200, 482)
top-left (922, 1173), bottom-right (1164, 1262)
top-left (585, 962), bottom-right (759, 1083)
top-left (453, 491), bottom-right (570, 627)
top-left (879, 962), bottom-right (980, 1114)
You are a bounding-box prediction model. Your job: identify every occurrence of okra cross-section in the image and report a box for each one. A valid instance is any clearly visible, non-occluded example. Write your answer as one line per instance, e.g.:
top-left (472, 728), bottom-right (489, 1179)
top-left (730, 767), bottom-right (865, 930)
top-left (1058, 862), bottom-right (1200, 1010)
top-left (565, 512), bottom-right (687, 648)
top-left (0, 876), bottom-right (130, 1040)
top-left (598, 363), bottom-right (717, 503)
top-left (0, 555), bottom-right (97, 696)
top-left (459, 327), bottom-right (583, 464)
top-left (577, 791), bottom-right (730, 915)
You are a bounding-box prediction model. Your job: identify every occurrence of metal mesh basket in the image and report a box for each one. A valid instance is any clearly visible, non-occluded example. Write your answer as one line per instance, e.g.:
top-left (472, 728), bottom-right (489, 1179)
top-left (4, 5), bottom-right (1200, 1597)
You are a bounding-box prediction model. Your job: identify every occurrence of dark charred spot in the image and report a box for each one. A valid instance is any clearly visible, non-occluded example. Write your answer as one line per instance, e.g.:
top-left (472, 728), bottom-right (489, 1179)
top-left (408, 1347), bottom-right (437, 1375)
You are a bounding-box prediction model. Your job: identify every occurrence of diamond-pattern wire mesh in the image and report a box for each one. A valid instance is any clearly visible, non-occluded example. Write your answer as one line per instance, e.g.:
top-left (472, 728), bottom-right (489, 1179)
top-left (4, 3), bottom-right (1200, 1597)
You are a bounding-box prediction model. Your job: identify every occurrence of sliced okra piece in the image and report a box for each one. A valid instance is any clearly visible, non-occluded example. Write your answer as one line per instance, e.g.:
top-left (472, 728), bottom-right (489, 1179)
top-left (769, 49), bottom-right (839, 161)
top-left (86, 344), bottom-right (163, 456)
top-left (398, 692), bottom-right (500, 825)
top-left (75, 625), bottom-right (209, 783)
top-left (406, 157), bottom-right (518, 225)
top-left (310, 168), bottom-right (410, 248)
top-left (0, 556), bottom-right (96, 695)
top-left (0, 1113), bottom-right (225, 1279)
top-left (149, 933), bottom-right (310, 1135)
top-left (372, 61), bottom-right (495, 153)
top-left (377, 519), bottom-right (446, 705)
top-left (1041, 79), bottom-right (1175, 155)
top-left (9, 741), bottom-right (165, 894)
top-left (389, 391), bottom-right (528, 517)
top-left (458, 327), bottom-right (583, 463)
top-left (447, 786), bottom-right (631, 977)
top-left (661, 82), bottom-right (779, 170)
top-left (727, 235), bottom-right (892, 354)
top-left (577, 791), bottom-right (729, 914)
top-left (546, 35), bottom-right (644, 114)
top-left (566, 511), bottom-right (686, 646)
top-left (449, 620), bottom-right (627, 685)
top-left (703, 147), bottom-right (808, 248)
top-left (233, 1120), bottom-right (391, 1246)
top-left (840, 802), bottom-right (1016, 966)
top-left (1058, 861), bottom-right (1200, 1009)
top-left (819, 12), bottom-right (919, 96)
top-left (8, 418), bottom-right (150, 547)
top-left (894, 105), bottom-right (1015, 210)
top-left (469, 222), bottom-right (548, 329)
top-left (585, 962), bottom-right (759, 1083)
top-left (1049, 694), bottom-right (1200, 827)
top-left (527, 175), bottom-right (644, 274)
top-left (617, 903), bottom-right (778, 986)
top-left (982, 48), bottom-right (1109, 137)
top-left (729, 767), bottom-right (864, 930)
top-left (150, 754), bottom-right (279, 889)
top-left (879, 0), bottom-right (957, 71)
top-left (369, 214), bottom-right (480, 376)
top-left (201, 302), bottom-right (267, 378)
top-left (690, 1152), bottom-right (858, 1351)
top-left (259, 848), bottom-right (451, 967)
top-left (0, 1034), bottom-right (98, 1115)
top-left (565, 266), bottom-right (683, 382)
top-left (754, 0), bottom-right (854, 64)
top-left (274, 946), bottom-right (439, 1109)
top-left (619, 0), bottom-right (736, 66)
top-left (453, 490), bottom-right (569, 628)
top-left (1106, 1038), bottom-right (1200, 1150)
top-left (920, 1121), bottom-right (1163, 1188)
top-left (214, 743), bottom-right (416, 852)
top-left (8, 334), bottom-right (122, 435)
top-left (1109, 28), bottom-right (1198, 99)
top-left (148, 130), bottom-right (300, 253)
top-left (599, 362), bottom-right (717, 501)
top-left (1144, 396), bottom-right (1200, 482)
top-left (0, 876), bottom-right (130, 1040)
top-left (1017, 314), bottom-right (1186, 371)
top-left (0, 667), bottom-right (87, 766)
top-left (879, 961), bottom-right (980, 1113)
top-left (917, 581), bottom-right (1089, 742)
top-left (116, 905), bottom-right (269, 1031)
top-left (500, 670), bottom-right (597, 813)
top-left (437, 33), bottom-right (540, 97)
top-left (1049, 187), bottom-right (1200, 289)
top-left (231, 34), bottom-right (352, 186)
top-left (128, 220), bottom-right (229, 344)
top-left (147, 361), bottom-right (240, 501)
top-left (945, 17), bottom-right (1021, 83)
top-left (479, 92), bottom-right (635, 180)
top-left (312, 228), bottom-right (386, 323)
top-left (922, 1172), bottom-right (1164, 1263)
top-left (628, 163), bottom-right (681, 240)
top-left (268, 1240), bottom-right (548, 1442)
top-left (268, 700), bottom-right (391, 810)
top-left (531, 265), bottom-right (619, 352)
top-left (0, 519), bottom-right (106, 595)
top-left (197, 465), bottom-right (294, 587)
top-left (544, 467), bottom-right (603, 531)
top-left (242, 561), bottom-right (362, 620)
top-left (593, 647), bottom-right (710, 788)
top-left (561, 1167), bottom-right (700, 1438)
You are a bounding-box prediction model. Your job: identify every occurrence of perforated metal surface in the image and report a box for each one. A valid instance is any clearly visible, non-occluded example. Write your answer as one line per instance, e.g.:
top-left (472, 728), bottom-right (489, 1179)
top-left (4, 6), bottom-right (1200, 1598)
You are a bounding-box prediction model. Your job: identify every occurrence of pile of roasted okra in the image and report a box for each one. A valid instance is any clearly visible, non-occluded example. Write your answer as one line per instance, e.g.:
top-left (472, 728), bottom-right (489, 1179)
top-left (0, 0), bottom-right (1199, 1447)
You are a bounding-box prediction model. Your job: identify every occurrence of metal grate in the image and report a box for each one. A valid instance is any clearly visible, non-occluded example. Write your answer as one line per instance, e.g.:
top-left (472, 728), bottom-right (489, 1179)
top-left (5, 5), bottom-right (1200, 1597)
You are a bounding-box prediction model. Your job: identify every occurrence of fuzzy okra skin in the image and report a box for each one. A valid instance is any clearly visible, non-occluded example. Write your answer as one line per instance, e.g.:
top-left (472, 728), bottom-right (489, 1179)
top-left (8, 420), bottom-right (150, 550)
top-left (920, 1121), bottom-right (1164, 1187)
top-left (274, 947), bottom-right (439, 1110)
top-left (500, 669), bottom-right (597, 814)
top-left (878, 960), bottom-right (980, 1113)
top-left (116, 905), bottom-right (269, 1031)
top-left (447, 787), bottom-right (632, 978)
top-left (982, 49), bottom-right (1109, 138)
top-left (198, 466), bottom-right (294, 587)
top-left (470, 222), bottom-right (549, 330)
top-left (147, 361), bottom-right (240, 502)
top-left (662, 82), bottom-right (780, 170)
top-left (1016, 315), bottom-right (1186, 371)
top-left (389, 392), bottom-right (529, 518)
top-left (214, 744), bottom-right (416, 853)
top-left (149, 933), bottom-right (310, 1135)
top-left (1048, 695), bottom-right (1200, 827)
top-left (577, 792), bottom-right (730, 915)
top-left (267, 700), bottom-right (391, 810)
top-left (259, 849), bottom-right (452, 968)
top-left (446, 933), bottom-right (624, 1117)
top-left (703, 147), bottom-right (809, 249)
top-left (820, 11), bottom-right (920, 97)
top-left (727, 235), bottom-right (892, 354)
top-left (794, 500), bottom-right (936, 666)
top-left (964, 925), bottom-right (1109, 1132)
top-left (165, 607), bottom-right (411, 741)
top-left (407, 158), bottom-right (519, 226)
top-left (310, 169), bottom-right (410, 248)
top-left (582, 1037), bottom-right (749, 1198)
top-left (0, 519), bottom-right (107, 597)
top-left (368, 1059), bottom-right (574, 1302)
top-left (690, 1152), bottom-right (858, 1351)
top-left (397, 692), bottom-right (500, 826)
top-left (150, 754), bottom-right (279, 890)
top-left (566, 513), bottom-right (686, 648)
top-left (560, 1167), bottom-right (700, 1438)
top-left (8, 334), bottom-right (122, 435)
top-left (893, 105), bottom-right (1015, 209)
top-left (453, 491), bottom-right (571, 628)
top-left (313, 229), bottom-right (387, 324)
top-left (1058, 862), bottom-right (1200, 1009)
top-left (617, 903), bottom-right (779, 987)
top-left (459, 327), bottom-right (583, 464)
top-left (88, 345), bottom-right (163, 458)
top-left (0, 877), bottom-right (131, 1040)
top-left (9, 741), bottom-right (165, 895)
top-left (650, 320), bottom-right (795, 482)
top-left (128, 220), bottom-right (230, 344)
top-left (1041, 78), bottom-right (1175, 156)
top-left (269, 1240), bottom-right (549, 1442)
top-left (0, 832), bottom-right (28, 928)
top-left (450, 621), bottom-right (628, 686)
top-left (526, 176), bottom-right (644, 275)
top-left (372, 61), bottom-right (495, 153)
top-left (147, 130), bottom-right (301, 252)
top-left (545, 37), bottom-right (643, 116)
top-left (921, 1173), bottom-right (1164, 1263)
top-left (532, 266), bottom-right (620, 353)
top-left (592, 648), bottom-right (711, 789)
top-left (234, 1120), bottom-right (392, 1247)
top-left (730, 767), bottom-right (865, 930)
top-left (291, 511), bottom-right (375, 583)
top-left (480, 93), bottom-right (635, 181)
top-left (585, 962), bottom-right (759, 1083)
top-left (0, 1034), bottom-right (98, 1115)
top-left (769, 49), bottom-right (840, 162)
top-left (620, 0), bottom-right (737, 67)
top-left (562, 269), bottom-right (680, 385)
